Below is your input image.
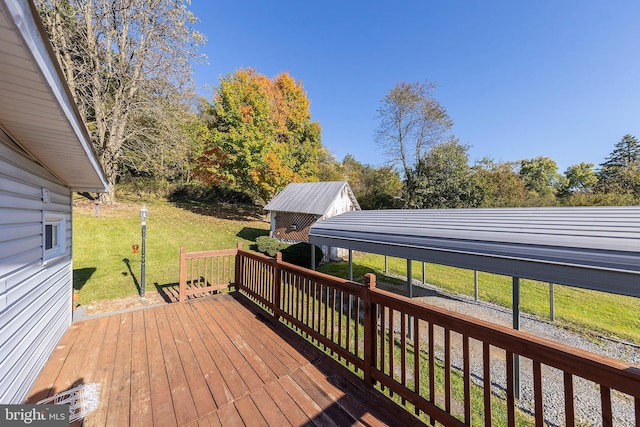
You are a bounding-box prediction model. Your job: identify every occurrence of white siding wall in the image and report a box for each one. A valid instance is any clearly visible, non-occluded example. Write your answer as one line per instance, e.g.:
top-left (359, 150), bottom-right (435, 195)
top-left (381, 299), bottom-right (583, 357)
top-left (0, 137), bottom-right (72, 403)
top-left (320, 187), bottom-right (357, 262)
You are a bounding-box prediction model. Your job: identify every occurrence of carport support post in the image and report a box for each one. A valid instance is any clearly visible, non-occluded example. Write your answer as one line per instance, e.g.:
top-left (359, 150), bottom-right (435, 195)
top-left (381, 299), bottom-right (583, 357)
top-left (348, 249), bottom-right (353, 281)
top-left (513, 276), bottom-right (521, 399)
top-left (407, 259), bottom-right (413, 338)
top-left (474, 270), bottom-right (479, 301)
top-left (422, 262), bottom-right (426, 284)
top-left (549, 283), bottom-right (555, 321)
top-left (407, 259), bottom-right (413, 298)
top-left (384, 256), bottom-right (389, 274)
top-left (311, 245), bottom-right (316, 271)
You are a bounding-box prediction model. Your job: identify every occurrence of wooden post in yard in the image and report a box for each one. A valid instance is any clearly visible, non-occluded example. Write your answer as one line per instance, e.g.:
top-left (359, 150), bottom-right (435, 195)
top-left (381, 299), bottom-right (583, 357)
top-left (363, 273), bottom-right (377, 386)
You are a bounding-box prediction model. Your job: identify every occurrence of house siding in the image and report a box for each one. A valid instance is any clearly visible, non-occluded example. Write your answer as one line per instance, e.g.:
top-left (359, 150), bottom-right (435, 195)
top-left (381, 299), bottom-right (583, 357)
top-left (0, 138), bottom-right (72, 403)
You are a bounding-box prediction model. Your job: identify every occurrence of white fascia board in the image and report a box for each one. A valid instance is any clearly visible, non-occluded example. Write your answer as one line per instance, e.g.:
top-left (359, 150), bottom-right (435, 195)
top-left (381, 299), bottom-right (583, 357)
top-left (3, 0), bottom-right (108, 192)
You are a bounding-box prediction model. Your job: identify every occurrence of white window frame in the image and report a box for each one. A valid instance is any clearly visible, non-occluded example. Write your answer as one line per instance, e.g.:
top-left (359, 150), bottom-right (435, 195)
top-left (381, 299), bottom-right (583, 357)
top-left (43, 212), bottom-right (67, 264)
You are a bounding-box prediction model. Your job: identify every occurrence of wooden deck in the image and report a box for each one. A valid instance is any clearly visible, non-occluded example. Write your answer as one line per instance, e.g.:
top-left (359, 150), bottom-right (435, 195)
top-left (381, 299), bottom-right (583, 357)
top-left (27, 292), bottom-right (421, 426)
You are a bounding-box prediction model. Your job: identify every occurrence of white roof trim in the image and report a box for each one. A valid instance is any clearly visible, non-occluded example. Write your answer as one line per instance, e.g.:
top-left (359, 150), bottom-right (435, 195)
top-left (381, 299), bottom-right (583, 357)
top-left (1, 0), bottom-right (107, 191)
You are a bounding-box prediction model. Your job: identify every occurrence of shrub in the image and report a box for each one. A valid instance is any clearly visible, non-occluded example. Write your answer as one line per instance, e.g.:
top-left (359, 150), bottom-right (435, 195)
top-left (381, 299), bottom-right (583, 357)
top-left (255, 236), bottom-right (289, 257)
top-left (254, 237), bottom-right (322, 269)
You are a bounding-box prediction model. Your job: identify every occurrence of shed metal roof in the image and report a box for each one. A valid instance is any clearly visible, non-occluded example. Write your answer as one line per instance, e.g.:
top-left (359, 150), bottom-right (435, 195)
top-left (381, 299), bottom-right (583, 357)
top-left (264, 181), bottom-right (360, 216)
top-left (0, 0), bottom-right (107, 192)
top-left (308, 207), bottom-right (640, 298)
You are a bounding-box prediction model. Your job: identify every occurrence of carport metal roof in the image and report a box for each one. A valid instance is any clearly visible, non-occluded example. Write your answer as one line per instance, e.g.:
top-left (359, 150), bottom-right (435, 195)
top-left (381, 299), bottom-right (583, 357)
top-left (308, 207), bottom-right (640, 298)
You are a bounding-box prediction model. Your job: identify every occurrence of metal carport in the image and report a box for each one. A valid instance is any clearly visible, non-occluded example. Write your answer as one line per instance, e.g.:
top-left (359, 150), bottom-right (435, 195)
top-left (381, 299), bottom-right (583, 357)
top-left (309, 206), bottom-right (640, 397)
top-left (309, 206), bottom-right (640, 298)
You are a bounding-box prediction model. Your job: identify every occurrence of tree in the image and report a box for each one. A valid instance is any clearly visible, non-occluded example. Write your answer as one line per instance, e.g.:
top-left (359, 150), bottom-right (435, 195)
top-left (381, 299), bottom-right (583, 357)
top-left (197, 69), bottom-right (322, 201)
top-left (316, 148), bottom-right (344, 182)
top-left (358, 165), bottom-right (402, 209)
top-left (597, 134), bottom-right (640, 194)
top-left (562, 162), bottom-right (597, 195)
top-left (331, 155), bottom-right (402, 209)
top-left (36, 0), bottom-right (205, 203)
top-left (404, 139), bottom-right (480, 209)
top-left (473, 159), bottom-right (529, 207)
top-left (600, 134), bottom-right (640, 169)
top-left (519, 156), bottom-right (565, 199)
top-left (375, 81), bottom-right (452, 187)
top-left (121, 96), bottom-right (206, 186)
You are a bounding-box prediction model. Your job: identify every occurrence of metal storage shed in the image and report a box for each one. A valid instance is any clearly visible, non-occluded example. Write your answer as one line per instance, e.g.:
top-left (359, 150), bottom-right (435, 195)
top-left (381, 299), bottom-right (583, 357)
top-left (308, 207), bottom-right (640, 298)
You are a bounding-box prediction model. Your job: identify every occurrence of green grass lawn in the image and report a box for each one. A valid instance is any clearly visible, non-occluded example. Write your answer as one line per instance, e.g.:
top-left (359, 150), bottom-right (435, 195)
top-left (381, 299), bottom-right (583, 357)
top-left (72, 196), bottom-right (270, 304)
top-left (73, 195), bottom-right (640, 344)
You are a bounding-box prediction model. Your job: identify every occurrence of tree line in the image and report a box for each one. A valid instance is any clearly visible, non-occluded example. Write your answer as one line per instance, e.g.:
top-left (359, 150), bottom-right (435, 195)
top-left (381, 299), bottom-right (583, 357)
top-left (36, 1), bottom-right (640, 208)
top-left (373, 81), bottom-right (640, 208)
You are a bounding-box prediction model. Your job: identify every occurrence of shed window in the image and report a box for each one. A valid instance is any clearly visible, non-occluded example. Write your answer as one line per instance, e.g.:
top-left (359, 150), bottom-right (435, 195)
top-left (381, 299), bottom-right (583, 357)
top-left (43, 212), bottom-right (66, 264)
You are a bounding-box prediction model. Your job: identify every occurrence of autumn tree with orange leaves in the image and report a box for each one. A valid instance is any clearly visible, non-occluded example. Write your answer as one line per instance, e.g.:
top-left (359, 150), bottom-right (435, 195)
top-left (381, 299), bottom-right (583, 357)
top-left (197, 68), bottom-right (322, 201)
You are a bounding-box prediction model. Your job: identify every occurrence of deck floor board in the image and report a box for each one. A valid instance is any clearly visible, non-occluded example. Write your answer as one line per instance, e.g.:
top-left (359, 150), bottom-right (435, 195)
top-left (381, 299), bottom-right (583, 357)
top-left (27, 292), bottom-right (424, 426)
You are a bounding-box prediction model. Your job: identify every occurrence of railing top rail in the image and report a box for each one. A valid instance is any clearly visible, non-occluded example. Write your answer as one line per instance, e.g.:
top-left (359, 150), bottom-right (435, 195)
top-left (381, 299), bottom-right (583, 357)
top-left (278, 262), bottom-right (367, 293)
top-left (237, 249), bottom-right (368, 294)
top-left (370, 287), bottom-right (640, 396)
top-left (184, 248), bottom-right (238, 259)
top-left (237, 249), bottom-right (273, 263)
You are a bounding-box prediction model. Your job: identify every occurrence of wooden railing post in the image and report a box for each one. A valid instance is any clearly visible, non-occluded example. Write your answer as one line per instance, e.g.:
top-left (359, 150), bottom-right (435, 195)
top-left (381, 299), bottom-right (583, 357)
top-left (273, 252), bottom-right (282, 319)
top-left (363, 273), bottom-right (377, 386)
top-left (233, 242), bottom-right (242, 290)
top-left (179, 246), bottom-right (187, 303)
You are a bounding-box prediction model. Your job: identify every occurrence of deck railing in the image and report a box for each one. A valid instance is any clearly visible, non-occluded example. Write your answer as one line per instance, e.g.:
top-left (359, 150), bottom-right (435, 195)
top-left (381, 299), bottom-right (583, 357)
top-left (180, 246), bottom-right (640, 426)
top-left (178, 246), bottom-right (237, 302)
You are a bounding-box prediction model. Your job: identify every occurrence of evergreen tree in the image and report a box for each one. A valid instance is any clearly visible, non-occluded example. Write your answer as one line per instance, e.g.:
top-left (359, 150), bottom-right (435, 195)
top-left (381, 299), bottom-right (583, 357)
top-left (600, 134), bottom-right (640, 169)
top-left (597, 134), bottom-right (640, 195)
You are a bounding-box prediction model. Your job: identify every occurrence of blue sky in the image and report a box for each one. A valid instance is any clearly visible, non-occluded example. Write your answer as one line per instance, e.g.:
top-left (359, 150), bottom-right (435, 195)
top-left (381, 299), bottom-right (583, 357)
top-left (188, 1), bottom-right (640, 173)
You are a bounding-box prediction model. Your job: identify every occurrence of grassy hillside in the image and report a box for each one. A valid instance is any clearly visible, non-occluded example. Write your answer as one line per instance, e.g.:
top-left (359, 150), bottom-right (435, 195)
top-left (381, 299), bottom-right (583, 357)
top-left (72, 195), bottom-right (640, 344)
